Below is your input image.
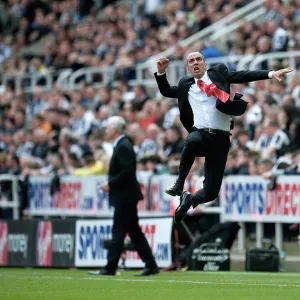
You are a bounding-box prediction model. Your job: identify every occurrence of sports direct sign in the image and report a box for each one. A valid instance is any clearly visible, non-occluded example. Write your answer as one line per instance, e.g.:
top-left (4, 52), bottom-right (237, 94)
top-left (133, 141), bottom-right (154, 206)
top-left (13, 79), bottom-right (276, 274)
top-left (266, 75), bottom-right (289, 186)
top-left (75, 218), bottom-right (172, 268)
top-left (221, 176), bottom-right (300, 223)
top-left (28, 175), bottom-right (112, 216)
top-left (27, 174), bottom-right (152, 217)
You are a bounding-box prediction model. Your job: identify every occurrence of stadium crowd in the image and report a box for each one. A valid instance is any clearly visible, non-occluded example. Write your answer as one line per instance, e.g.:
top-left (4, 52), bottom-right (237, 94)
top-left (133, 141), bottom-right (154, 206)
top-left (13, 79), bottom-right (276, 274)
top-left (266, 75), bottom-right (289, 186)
top-left (0, 0), bottom-right (299, 221)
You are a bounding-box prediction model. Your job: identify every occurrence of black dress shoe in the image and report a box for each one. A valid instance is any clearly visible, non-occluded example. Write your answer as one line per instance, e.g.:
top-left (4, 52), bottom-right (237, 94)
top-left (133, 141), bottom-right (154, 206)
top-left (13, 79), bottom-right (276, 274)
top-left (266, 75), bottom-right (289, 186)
top-left (135, 267), bottom-right (159, 276)
top-left (88, 269), bottom-right (115, 276)
top-left (174, 191), bottom-right (191, 223)
top-left (165, 180), bottom-right (184, 196)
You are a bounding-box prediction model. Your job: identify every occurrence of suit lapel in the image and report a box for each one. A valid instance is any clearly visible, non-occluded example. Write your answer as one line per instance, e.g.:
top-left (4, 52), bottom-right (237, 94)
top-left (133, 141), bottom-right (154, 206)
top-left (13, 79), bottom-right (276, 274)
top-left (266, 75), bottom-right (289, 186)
top-left (179, 76), bottom-right (194, 108)
top-left (207, 68), bottom-right (227, 91)
top-left (182, 76), bottom-right (195, 91)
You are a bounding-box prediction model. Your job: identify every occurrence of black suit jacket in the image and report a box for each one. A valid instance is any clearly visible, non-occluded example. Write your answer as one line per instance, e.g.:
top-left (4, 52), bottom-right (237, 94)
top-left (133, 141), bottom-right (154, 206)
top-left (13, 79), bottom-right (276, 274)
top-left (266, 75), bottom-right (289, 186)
top-left (155, 63), bottom-right (270, 133)
top-left (108, 135), bottom-right (143, 206)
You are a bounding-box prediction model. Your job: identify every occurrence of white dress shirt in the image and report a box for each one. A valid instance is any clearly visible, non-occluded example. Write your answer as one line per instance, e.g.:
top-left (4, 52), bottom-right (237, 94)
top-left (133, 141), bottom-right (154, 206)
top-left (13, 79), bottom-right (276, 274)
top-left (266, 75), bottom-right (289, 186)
top-left (188, 72), bottom-right (231, 131)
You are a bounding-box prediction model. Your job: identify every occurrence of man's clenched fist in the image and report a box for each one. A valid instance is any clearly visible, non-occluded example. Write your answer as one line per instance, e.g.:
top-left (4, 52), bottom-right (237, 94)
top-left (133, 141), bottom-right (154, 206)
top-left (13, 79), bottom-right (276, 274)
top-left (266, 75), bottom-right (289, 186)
top-left (157, 57), bottom-right (169, 73)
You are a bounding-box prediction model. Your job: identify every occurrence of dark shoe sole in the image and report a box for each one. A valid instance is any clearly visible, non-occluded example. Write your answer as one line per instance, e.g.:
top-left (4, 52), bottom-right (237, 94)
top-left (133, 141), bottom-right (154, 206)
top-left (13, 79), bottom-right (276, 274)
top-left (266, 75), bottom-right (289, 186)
top-left (174, 191), bottom-right (190, 223)
top-left (173, 209), bottom-right (187, 224)
top-left (165, 189), bottom-right (182, 197)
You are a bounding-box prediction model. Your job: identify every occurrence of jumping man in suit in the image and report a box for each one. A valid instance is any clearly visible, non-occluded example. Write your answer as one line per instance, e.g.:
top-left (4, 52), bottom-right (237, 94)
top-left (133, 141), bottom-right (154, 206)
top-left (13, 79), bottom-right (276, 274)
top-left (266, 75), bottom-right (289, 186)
top-left (155, 52), bottom-right (293, 223)
top-left (88, 116), bottom-right (158, 276)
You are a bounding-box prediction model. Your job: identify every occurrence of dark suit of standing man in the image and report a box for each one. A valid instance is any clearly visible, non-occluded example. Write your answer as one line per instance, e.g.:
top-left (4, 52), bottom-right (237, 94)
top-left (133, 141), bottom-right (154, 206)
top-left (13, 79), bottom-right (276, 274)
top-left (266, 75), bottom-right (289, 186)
top-left (89, 116), bottom-right (159, 276)
top-left (155, 52), bottom-right (293, 223)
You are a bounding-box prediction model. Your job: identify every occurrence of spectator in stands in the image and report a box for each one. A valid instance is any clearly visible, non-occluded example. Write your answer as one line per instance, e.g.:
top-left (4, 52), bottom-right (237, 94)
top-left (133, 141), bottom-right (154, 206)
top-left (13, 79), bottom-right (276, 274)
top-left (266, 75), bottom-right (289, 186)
top-left (243, 93), bottom-right (263, 135)
top-left (58, 128), bottom-right (82, 159)
top-left (30, 115), bottom-right (52, 134)
top-left (26, 86), bottom-right (48, 118)
top-left (257, 158), bottom-right (273, 175)
top-left (122, 102), bottom-right (139, 125)
top-left (255, 119), bottom-right (290, 160)
top-left (264, 0), bottom-right (284, 24)
top-left (20, 155), bottom-right (45, 176)
top-left (72, 147), bottom-right (105, 176)
top-left (248, 157), bottom-right (260, 176)
top-left (279, 118), bottom-right (300, 155)
top-left (132, 85), bottom-right (149, 111)
top-left (71, 103), bottom-right (95, 138)
top-left (22, 152), bottom-right (65, 176)
top-left (140, 154), bottom-right (162, 174)
top-left (129, 126), bottom-right (160, 161)
top-left (138, 100), bottom-right (158, 130)
top-left (235, 130), bottom-right (251, 150)
top-left (14, 129), bottom-right (34, 158)
top-left (289, 71), bottom-right (300, 107)
top-left (162, 125), bottom-right (185, 162)
top-left (265, 20), bottom-right (289, 52)
top-left (190, 4), bottom-right (211, 35)
top-left (0, 34), bottom-right (12, 63)
top-left (31, 129), bottom-right (50, 160)
top-left (256, 35), bottom-right (272, 69)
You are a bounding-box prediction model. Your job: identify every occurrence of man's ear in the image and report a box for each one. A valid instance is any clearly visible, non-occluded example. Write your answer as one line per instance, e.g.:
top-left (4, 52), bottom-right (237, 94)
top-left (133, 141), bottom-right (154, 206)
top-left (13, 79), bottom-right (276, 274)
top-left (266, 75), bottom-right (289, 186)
top-left (204, 62), bottom-right (208, 70)
top-left (186, 65), bottom-right (190, 73)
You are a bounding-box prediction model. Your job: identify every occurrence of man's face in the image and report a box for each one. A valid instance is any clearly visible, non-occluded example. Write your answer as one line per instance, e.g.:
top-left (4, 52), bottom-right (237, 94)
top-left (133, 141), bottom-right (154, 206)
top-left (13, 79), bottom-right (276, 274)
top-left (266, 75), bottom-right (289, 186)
top-left (105, 124), bottom-right (116, 141)
top-left (186, 52), bottom-right (207, 79)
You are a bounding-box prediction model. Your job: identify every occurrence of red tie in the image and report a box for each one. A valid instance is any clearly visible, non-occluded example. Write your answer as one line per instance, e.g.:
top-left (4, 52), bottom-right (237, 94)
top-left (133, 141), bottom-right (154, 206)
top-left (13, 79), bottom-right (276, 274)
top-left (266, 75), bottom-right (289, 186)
top-left (197, 80), bottom-right (229, 103)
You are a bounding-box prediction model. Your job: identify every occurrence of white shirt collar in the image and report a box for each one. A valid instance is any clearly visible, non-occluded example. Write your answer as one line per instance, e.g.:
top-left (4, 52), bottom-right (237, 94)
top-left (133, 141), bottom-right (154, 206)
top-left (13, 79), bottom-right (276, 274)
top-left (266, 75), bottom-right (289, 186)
top-left (112, 134), bottom-right (125, 148)
top-left (194, 71), bottom-right (210, 85)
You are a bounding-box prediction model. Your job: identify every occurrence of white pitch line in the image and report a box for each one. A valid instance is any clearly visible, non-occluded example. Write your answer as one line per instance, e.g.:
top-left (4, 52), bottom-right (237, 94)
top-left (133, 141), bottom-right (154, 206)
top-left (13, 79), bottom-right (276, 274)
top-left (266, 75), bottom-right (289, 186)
top-left (0, 273), bottom-right (300, 288)
top-left (187, 271), bottom-right (300, 277)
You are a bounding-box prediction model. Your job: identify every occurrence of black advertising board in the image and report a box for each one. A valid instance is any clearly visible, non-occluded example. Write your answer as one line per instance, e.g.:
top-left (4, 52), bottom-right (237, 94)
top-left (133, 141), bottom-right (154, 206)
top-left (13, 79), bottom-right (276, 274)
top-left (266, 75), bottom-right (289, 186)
top-left (187, 242), bottom-right (230, 271)
top-left (6, 221), bottom-right (36, 266)
top-left (36, 220), bottom-right (75, 267)
top-left (186, 222), bottom-right (240, 271)
top-left (52, 220), bottom-right (75, 267)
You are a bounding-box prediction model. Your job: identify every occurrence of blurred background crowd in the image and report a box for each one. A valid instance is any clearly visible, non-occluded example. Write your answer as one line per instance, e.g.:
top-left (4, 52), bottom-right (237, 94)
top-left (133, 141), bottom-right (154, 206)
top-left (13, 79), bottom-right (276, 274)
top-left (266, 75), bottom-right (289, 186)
top-left (0, 0), bottom-right (299, 222)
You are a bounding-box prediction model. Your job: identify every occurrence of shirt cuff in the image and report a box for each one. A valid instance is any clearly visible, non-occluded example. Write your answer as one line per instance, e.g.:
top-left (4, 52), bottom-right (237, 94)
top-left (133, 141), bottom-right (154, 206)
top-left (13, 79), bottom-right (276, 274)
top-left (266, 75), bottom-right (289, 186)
top-left (157, 72), bottom-right (166, 76)
top-left (268, 71), bottom-right (273, 79)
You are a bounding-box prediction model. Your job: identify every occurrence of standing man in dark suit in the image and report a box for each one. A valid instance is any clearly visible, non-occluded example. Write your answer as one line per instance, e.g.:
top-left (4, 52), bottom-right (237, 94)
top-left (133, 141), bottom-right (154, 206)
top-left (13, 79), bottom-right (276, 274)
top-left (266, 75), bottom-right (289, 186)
top-left (155, 52), bottom-right (293, 223)
top-left (88, 116), bottom-right (159, 276)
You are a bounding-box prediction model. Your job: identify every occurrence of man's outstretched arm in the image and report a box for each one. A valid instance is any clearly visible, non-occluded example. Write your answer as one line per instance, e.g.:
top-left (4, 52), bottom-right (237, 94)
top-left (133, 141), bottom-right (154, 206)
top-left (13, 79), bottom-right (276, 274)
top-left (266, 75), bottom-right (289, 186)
top-left (221, 63), bottom-right (293, 83)
top-left (154, 57), bottom-right (179, 99)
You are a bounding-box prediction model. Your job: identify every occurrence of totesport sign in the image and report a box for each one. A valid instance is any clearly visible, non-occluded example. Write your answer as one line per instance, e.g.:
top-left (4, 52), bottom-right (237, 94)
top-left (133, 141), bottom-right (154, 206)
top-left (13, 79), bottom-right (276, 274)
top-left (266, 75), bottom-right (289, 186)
top-left (221, 176), bottom-right (300, 223)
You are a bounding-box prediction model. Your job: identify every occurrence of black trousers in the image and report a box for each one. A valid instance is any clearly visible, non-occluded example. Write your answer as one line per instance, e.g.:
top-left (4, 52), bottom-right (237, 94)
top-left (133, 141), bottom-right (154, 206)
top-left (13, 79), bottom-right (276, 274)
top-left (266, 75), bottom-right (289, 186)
top-left (106, 202), bottom-right (157, 272)
top-left (178, 127), bottom-right (230, 206)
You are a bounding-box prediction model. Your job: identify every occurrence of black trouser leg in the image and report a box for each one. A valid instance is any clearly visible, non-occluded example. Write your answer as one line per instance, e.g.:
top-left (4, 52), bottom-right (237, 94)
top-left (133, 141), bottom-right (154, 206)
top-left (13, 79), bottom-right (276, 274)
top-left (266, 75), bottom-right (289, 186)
top-left (106, 202), bottom-right (157, 271)
top-left (178, 131), bottom-right (207, 180)
top-left (105, 205), bottom-right (127, 272)
top-left (191, 133), bottom-right (230, 206)
top-left (127, 204), bottom-right (157, 269)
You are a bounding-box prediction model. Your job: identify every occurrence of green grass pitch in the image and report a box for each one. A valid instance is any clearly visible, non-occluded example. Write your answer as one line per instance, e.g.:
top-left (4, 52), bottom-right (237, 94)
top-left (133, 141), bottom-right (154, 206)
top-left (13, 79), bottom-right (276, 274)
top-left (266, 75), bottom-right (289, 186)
top-left (1, 268), bottom-right (300, 300)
